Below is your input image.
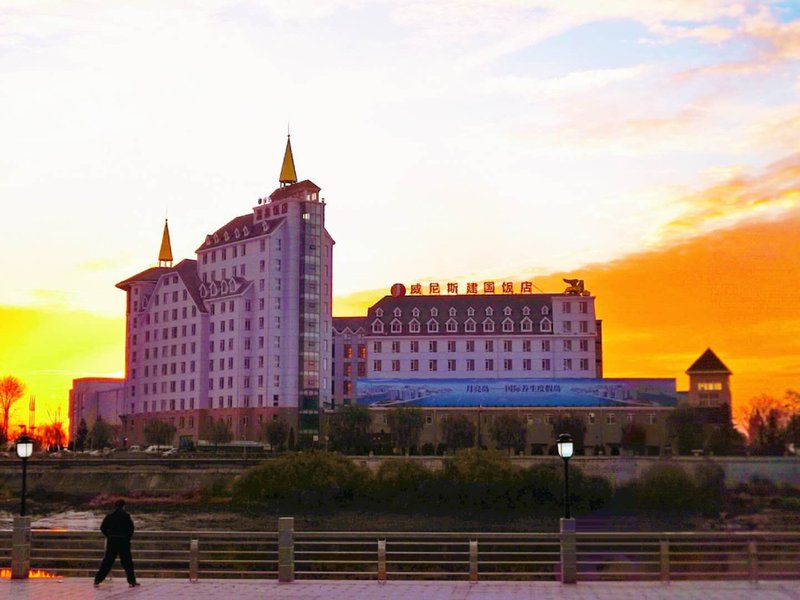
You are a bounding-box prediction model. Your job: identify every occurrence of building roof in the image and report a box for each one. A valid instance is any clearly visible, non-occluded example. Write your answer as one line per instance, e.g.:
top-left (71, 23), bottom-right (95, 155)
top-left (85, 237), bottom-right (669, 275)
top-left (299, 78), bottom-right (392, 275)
top-left (268, 179), bottom-right (321, 202)
top-left (686, 348), bottom-right (731, 375)
top-left (333, 316), bottom-right (366, 334)
top-left (196, 214), bottom-right (284, 252)
top-left (279, 135), bottom-right (297, 185)
top-left (116, 266), bottom-right (172, 289)
top-left (158, 219), bottom-right (173, 264)
top-left (366, 293), bottom-right (565, 336)
top-left (173, 259), bottom-right (207, 312)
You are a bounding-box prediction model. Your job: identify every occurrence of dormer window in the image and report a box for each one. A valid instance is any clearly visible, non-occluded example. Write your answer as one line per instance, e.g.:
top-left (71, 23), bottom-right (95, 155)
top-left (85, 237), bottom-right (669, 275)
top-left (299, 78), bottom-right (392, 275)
top-left (262, 222), bottom-right (269, 232)
top-left (412, 307), bottom-right (420, 318)
top-left (199, 285), bottom-right (208, 298)
top-left (243, 225), bottom-right (249, 236)
top-left (502, 318), bottom-right (514, 332)
top-left (427, 319), bottom-right (439, 333)
top-left (522, 306), bottom-right (531, 316)
top-left (393, 308), bottom-right (402, 318)
top-left (228, 278), bottom-right (237, 293)
top-left (465, 318), bottom-right (476, 333)
top-left (521, 317), bottom-right (533, 332)
top-left (431, 308), bottom-right (439, 317)
top-left (213, 234), bottom-right (219, 243)
top-left (376, 308), bottom-right (384, 318)
top-left (206, 235), bottom-right (212, 245)
top-left (372, 319), bottom-right (384, 334)
top-left (409, 318), bottom-right (420, 333)
top-left (234, 228), bottom-right (241, 239)
top-left (221, 280), bottom-right (228, 294)
top-left (391, 319), bottom-right (402, 333)
top-left (540, 317), bottom-right (552, 332)
top-left (449, 307), bottom-right (456, 317)
top-left (209, 282), bottom-right (218, 297)
top-left (446, 318), bottom-right (458, 333)
top-left (504, 306), bottom-right (512, 316)
top-left (483, 318), bottom-right (494, 332)
top-left (224, 231), bottom-right (230, 241)
top-left (485, 307), bottom-right (494, 316)
top-left (467, 307), bottom-right (475, 317)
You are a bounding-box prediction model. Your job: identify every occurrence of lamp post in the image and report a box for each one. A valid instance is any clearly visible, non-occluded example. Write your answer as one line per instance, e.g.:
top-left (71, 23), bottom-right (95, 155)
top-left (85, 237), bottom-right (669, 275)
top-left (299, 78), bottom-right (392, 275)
top-left (556, 432), bottom-right (576, 584)
top-left (15, 434), bottom-right (34, 517)
top-left (557, 432), bottom-right (573, 518)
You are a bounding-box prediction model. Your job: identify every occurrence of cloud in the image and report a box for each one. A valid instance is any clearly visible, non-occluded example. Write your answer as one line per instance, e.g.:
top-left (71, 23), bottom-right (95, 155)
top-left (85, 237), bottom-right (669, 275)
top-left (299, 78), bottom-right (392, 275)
top-left (485, 65), bottom-right (651, 99)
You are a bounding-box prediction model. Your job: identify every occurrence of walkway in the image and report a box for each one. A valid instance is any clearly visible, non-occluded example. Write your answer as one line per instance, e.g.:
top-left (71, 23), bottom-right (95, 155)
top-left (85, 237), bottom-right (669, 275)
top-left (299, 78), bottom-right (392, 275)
top-left (1, 579), bottom-right (799, 600)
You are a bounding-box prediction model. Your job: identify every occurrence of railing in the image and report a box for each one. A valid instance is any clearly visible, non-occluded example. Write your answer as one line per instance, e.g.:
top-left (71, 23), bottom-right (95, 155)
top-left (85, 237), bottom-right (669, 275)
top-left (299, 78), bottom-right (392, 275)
top-left (2, 524), bottom-right (799, 582)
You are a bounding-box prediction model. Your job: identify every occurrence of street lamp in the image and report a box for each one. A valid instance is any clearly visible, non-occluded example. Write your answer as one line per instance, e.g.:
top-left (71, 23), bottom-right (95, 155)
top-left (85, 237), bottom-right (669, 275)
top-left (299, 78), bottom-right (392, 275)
top-left (15, 434), bottom-right (34, 517)
top-left (557, 433), bottom-right (573, 519)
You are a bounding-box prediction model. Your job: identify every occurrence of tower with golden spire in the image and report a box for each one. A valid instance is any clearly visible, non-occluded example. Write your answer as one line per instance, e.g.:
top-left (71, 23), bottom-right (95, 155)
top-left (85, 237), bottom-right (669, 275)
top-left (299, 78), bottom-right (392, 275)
top-left (279, 135), bottom-right (297, 187)
top-left (158, 219), bottom-right (173, 267)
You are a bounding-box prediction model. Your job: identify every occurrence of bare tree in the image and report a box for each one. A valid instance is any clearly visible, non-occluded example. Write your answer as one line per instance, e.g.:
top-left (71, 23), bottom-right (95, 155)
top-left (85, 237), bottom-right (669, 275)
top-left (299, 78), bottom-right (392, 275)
top-left (0, 376), bottom-right (25, 443)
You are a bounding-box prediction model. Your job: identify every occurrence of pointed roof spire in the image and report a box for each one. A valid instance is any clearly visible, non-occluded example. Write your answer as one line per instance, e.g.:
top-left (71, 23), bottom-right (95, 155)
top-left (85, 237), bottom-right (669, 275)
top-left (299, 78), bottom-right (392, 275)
top-left (686, 348), bottom-right (731, 374)
top-left (279, 134), bottom-right (297, 187)
top-left (158, 219), bottom-right (173, 267)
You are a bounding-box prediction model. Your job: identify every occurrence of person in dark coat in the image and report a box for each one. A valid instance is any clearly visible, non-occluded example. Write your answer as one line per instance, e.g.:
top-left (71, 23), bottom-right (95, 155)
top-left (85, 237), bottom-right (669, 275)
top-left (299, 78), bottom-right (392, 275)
top-left (93, 499), bottom-right (140, 587)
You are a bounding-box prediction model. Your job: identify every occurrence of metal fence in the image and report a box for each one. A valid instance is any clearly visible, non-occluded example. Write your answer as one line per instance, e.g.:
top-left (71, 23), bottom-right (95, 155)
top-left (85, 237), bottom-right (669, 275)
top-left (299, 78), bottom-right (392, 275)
top-left (1, 526), bottom-right (798, 582)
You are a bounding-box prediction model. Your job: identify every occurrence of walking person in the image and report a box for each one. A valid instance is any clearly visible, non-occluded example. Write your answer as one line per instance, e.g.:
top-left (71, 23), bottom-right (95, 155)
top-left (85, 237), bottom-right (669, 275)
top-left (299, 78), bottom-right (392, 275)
top-left (93, 499), bottom-right (141, 588)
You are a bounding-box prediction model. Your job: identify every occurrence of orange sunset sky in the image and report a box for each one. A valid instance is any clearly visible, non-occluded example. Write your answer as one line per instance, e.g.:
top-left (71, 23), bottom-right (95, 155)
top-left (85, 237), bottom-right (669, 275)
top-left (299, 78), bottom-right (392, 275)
top-left (1, 1), bottom-right (799, 433)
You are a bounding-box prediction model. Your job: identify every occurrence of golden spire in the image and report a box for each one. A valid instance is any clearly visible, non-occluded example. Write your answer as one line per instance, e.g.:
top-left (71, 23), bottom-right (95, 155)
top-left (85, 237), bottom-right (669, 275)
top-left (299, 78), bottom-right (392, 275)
top-left (158, 219), bottom-right (173, 267)
top-left (279, 135), bottom-right (297, 187)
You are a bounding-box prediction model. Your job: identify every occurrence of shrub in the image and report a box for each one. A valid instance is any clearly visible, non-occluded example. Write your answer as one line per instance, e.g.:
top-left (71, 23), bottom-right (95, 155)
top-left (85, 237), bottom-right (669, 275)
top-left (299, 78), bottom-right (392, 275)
top-left (442, 449), bottom-right (519, 509)
top-left (373, 460), bottom-right (435, 508)
top-left (231, 451), bottom-right (369, 506)
top-left (619, 464), bottom-right (700, 513)
top-left (694, 462), bottom-right (726, 516)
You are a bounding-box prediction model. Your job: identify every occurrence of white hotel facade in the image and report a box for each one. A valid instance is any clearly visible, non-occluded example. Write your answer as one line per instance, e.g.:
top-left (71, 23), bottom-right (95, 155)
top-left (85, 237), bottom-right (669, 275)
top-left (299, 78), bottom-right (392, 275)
top-left (115, 138), bottom-right (333, 447)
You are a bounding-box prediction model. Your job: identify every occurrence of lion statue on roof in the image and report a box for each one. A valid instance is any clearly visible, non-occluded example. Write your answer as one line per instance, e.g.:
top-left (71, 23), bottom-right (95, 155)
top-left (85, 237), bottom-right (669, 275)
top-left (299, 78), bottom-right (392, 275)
top-left (563, 278), bottom-right (591, 296)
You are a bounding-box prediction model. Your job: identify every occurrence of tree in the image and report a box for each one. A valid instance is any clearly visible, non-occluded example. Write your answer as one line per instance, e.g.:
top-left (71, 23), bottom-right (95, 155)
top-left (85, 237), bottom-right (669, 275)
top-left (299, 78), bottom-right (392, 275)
top-left (784, 414), bottom-right (800, 452)
top-left (261, 418), bottom-right (289, 451)
top-left (144, 419), bottom-right (177, 446)
top-left (441, 414), bottom-right (476, 451)
top-left (327, 405), bottom-right (372, 454)
top-left (749, 408), bottom-right (785, 455)
top-left (75, 418), bottom-right (89, 451)
top-left (88, 416), bottom-right (113, 449)
top-left (288, 427), bottom-right (296, 451)
top-left (737, 394), bottom-right (786, 441)
top-left (621, 422), bottom-right (647, 455)
top-left (705, 423), bottom-right (747, 456)
top-left (551, 414), bottom-right (587, 454)
top-left (386, 407), bottom-right (424, 455)
top-left (490, 414), bottom-right (527, 455)
top-left (667, 406), bottom-right (704, 455)
top-left (0, 375), bottom-right (25, 443)
top-left (201, 419), bottom-right (233, 448)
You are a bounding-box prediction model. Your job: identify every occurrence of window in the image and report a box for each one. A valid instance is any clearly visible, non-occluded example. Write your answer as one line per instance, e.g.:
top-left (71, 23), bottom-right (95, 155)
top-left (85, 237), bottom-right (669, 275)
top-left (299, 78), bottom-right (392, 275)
top-left (563, 358), bottom-right (572, 370)
top-left (540, 318), bottom-right (552, 332)
top-left (546, 414), bottom-right (554, 425)
top-left (375, 308), bottom-right (384, 317)
top-left (485, 359), bottom-right (494, 370)
top-left (503, 359), bottom-right (513, 371)
top-left (411, 359), bottom-right (419, 372)
top-left (579, 301), bottom-right (588, 314)
top-left (430, 308), bottom-right (439, 317)
top-left (391, 319), bottom-right (402, 333)
top-left (446, 318), bottom-right (457, 332)
top-left (523, 358), bottom-right (532, 371)
top-left (503, 340), bottom-right (513, 352)
top-left (649, 414), bottom-right (657, 425)
top-left (393, 307), bottom-right (402, 317)
top-left (627, 414), bottom-right (635, 424)
top-left (427, 319), bottom-right (439, 333)
top-left (563, 340), bottom-right (572, 352)
top-left (521, 318), bottom-right (532, 332)
top-left (428, 359), bottom-right (438, 371)
top-left (449, 307), bottom-right (456, 317)
top-left (466, 359), bottom-right (475, 371)
top-left (392, 360), bottom-right (400, 372)
top-left (485, 307), bottom-right (493, 316)
top-left (447, 359), bottom-right (456, 371)
top-left (697, 382), bottom-right (722, 391)
top-left (409, 319), bottom-right (420, 333)
top-left (580, 320), bottom-right (589, 333)
top-left (562, 302), bottom-right (571, 314)
top-left (373, 360), bottom-right (382, 372)
top-left (467, 307), bottom-right (475, 317)
top-left (580, 358), bottom-right (589, 370)
top-left (522, 340), bottom-right (531, 352)
top-left (371, 320), bottom-right (384, 334)
top-left (563, 321), bottom-right (572, 333)
top-left (579, 339), bottom-right (589, 352)
top-left (465, 318), bottom-right (476, 333)
top-left (411, 307), bottom-right (420, 317)
top-left (466, 340), bottom-right (475, 352)
top-left (429, 341), bottom-right (437, 353)
top-left (483, 318), bottom-right (494, 332)
top-left (447, 340), bottom-right (456, 353)
top-left (606, 414), bottom-right (616, 425)
top-left (372, 341), bottom-right (382, 353)
top-left (410, 341), bottom-right (419, 353)
top-left (485, 340), bottom-right (494, 352)
top-left (392, 341), bottom-right (401, 353)
top-left (502, 318), bottom-right (513, 332)
top-left (542, 358), bottom-right (551, 371)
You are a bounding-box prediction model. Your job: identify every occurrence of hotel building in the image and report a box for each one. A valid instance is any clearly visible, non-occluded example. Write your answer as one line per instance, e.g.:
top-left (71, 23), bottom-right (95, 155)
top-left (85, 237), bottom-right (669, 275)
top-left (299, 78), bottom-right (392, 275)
top-left (115, 138), bottom-right (333, 446)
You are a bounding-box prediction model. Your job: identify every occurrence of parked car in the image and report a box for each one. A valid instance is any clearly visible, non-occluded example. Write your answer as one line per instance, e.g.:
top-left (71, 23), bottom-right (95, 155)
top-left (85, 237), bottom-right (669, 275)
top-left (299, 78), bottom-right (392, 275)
top-left (162, 448), bottom-right (178, 457)
top-left (128, 445), bottom-right (142, 452)
top-left (144, 445), bottom-right (175, 453)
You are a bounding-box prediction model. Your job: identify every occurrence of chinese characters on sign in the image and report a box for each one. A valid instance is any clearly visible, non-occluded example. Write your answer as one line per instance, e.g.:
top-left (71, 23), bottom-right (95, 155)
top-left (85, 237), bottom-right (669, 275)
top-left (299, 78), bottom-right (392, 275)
top-left (408, 282), bottom-right (538, 295)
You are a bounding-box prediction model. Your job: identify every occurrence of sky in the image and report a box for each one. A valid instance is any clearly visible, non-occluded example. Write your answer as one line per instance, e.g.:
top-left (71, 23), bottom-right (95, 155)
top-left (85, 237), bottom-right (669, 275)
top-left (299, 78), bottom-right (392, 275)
top-left (1, 0), bottom-right (799, 431)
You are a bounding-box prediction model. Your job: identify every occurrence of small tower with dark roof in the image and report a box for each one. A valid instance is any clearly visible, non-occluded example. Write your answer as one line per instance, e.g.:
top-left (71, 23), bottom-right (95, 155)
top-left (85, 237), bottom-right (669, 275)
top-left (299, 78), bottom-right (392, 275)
top-left (685, 348), bottom-right (732, 423)
top-left (158, 219), bottom-right (173, 267)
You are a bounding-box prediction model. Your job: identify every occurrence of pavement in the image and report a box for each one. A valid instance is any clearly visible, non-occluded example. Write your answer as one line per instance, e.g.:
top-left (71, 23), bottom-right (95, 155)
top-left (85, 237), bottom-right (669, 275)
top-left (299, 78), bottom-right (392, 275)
top-left (1, 579), bottom-right (799, 600)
